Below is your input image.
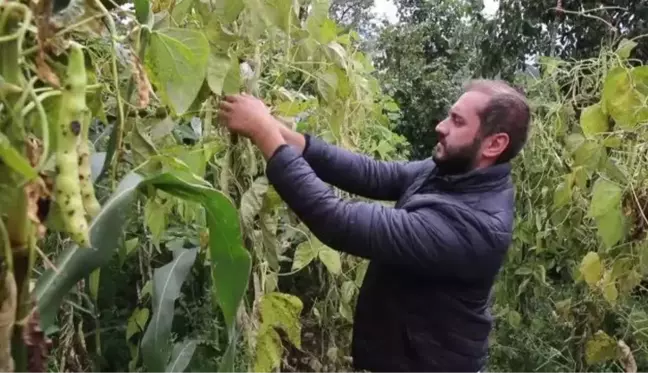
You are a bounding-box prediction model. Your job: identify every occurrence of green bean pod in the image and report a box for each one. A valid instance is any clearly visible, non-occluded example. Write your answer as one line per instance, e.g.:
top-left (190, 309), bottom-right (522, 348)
top-left (53, 43), bottom-right (91, 247)
top-left (77, 110), bottom-right (101, 219)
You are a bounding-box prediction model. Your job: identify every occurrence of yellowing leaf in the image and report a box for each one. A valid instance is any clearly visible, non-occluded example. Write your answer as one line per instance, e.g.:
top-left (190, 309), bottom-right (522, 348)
top-left (579, 252), bottom-right (603, 286)
top-left (585, 330), bottom-right (618, 365)
top-left (588, 178), bottom-right (623, 218)
top-left (601, 66), bottom-right (648, 129)
top-left (580, 103), bottom-right (608, 136)
top-left (600, 271), bottom-right (618, 306)
top-left (253, 292), bottom-right (303, 372)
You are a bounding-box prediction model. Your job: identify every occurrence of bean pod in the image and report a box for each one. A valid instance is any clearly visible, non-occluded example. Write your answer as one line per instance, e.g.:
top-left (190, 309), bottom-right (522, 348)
top-left (77, 110), bottom-right (101, 219)
top-left (53, 43), bottom-right (91, 247)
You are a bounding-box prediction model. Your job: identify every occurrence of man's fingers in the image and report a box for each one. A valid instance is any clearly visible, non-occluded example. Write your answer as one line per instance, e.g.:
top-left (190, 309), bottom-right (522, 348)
top-left (219, 100), bottom-right (233, 112)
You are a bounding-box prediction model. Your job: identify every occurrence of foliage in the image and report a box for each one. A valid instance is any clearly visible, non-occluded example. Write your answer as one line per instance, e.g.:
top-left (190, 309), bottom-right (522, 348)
top-left (0, 0), bottom-right (407, 371)
top-left (373, 0), bottom-right (487, 159)
top-left (489, 39), bottom-right (648, 372)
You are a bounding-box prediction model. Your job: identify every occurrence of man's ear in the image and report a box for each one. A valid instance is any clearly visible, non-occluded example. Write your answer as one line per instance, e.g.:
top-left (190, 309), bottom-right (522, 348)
top-left (482, 133), bottom-right (509, 159)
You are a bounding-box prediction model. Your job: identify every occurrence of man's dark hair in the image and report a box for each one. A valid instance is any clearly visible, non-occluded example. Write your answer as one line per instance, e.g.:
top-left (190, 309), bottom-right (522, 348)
top-left (463, 79), bottom-right (531, 164)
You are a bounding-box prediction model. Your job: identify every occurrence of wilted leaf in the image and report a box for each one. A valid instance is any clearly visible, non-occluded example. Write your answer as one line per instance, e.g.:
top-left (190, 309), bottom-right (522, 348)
top-left (585, 330), bottom-right (618, 365)
top-left (579, 251), bottom-right (603, 286)
top-left (239, 177), bottom-right (269, 229)
top-left (145, 28), bottom-right (209, 115)
top-left (580, 103), bottom-right (608, 136)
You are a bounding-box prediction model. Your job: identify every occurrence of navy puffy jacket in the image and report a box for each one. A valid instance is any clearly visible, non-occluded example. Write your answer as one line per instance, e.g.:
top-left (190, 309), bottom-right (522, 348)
top-left (265, 134), bottom-right (515, 372)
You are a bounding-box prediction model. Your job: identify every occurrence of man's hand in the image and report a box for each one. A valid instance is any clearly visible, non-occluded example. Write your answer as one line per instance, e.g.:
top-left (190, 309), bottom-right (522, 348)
top-left (218, 93), bottom-right (287, 159)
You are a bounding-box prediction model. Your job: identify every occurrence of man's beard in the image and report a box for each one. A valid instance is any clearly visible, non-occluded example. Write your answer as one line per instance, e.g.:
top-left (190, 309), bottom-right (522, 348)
top-left (432, 137), bottom-right (482, 175)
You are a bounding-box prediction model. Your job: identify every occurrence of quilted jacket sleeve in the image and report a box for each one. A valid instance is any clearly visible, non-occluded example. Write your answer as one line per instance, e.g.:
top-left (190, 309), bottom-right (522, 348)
top-left (301, 135), bottom-right (429, 201)
top-left (266, 145), bottom-right (509, 279)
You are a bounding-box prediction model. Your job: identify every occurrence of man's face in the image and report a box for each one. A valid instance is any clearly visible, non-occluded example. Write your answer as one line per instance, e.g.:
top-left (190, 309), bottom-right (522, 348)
top-left (432, 91), bottom-right (490, 174)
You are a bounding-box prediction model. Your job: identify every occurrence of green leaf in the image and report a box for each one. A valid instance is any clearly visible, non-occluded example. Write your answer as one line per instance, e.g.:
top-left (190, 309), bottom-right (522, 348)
top-left (318, 246), bottom-right (341, 275)
top-left (553, 174), bottom-right (573, 209)
top-left (34, 172), bottom-right (144, 331)
top-left (222, 53), bottom-right (241, 95)
top-left (616, 38), bottom-right (638, 59)
top-left (34, 170), bottom-right (250, 373)
top-left (588, 178), bottom-right (623, 218)
top-left (579, 252), bottom-right (603, 287)
top-left (212, 0), bottom-right (244, 24)
top-left (580, 103), bottom-right (608, 136)
top-left (207, 50), bottom-right (232, 95)
top-left (145, 28), bottom-right (209, 115)
top-left (134, 0), bottom-right (151, 24)
top-left (253, 292), bottom-right (303, 372)
top-left (508, 310), bottom-right (521, 329)
top-left (143, 173), bottom-right (251, 345)
top-left (127, 307), bottom-right (150, 340)
top-left (141, 247), bottom-right (198, 372)
top-left (292, 240), bottom-right (318, 271)
top-left (0, 132), bottom-right (37, 180)
top-left (165, 340), bottom-right (198, 372)
top-left (595, 207), bottom-right (625, 249)
top-left (585, 330), bottom-right (618, 365)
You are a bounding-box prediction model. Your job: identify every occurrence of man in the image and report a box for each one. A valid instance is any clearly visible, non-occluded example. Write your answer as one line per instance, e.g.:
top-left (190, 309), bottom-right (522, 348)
top-left (218, 79), bottom-right (531, 372)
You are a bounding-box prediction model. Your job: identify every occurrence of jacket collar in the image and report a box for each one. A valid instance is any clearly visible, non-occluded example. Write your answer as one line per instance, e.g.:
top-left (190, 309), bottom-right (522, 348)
top-left (427, 161), bottom-right (513, 193)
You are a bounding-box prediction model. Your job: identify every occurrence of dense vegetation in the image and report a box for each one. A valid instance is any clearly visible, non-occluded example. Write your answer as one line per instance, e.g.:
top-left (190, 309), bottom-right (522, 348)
top-left (0, 0), bottom-right (647, 372)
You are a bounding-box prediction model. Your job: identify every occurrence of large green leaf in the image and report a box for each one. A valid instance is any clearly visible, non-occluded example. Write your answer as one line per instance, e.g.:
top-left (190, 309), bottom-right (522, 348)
top-left (141, 247), bottom-right (198, 372)
top-left (34, 170), bottom-right (251, 368)
top-left (142, 173), bottom-right (251, 333)
top-left (34, 172), bottom-right (144, 332)
top-left (145, 28), bottom-right (209, 115)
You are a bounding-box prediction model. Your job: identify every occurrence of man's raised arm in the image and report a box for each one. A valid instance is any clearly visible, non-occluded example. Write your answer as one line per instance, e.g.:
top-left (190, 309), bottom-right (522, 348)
top-left (276, 123), bottom-right (429, 201)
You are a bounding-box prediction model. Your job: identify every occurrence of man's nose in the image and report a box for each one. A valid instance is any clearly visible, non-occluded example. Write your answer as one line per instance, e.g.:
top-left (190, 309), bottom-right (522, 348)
top-left (435, 119), bottom-right (449, 136)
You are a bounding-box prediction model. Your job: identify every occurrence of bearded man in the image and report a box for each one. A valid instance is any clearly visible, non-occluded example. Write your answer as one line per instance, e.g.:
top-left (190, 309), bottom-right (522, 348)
top-left (218, 79), bottom-right (531, 372)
